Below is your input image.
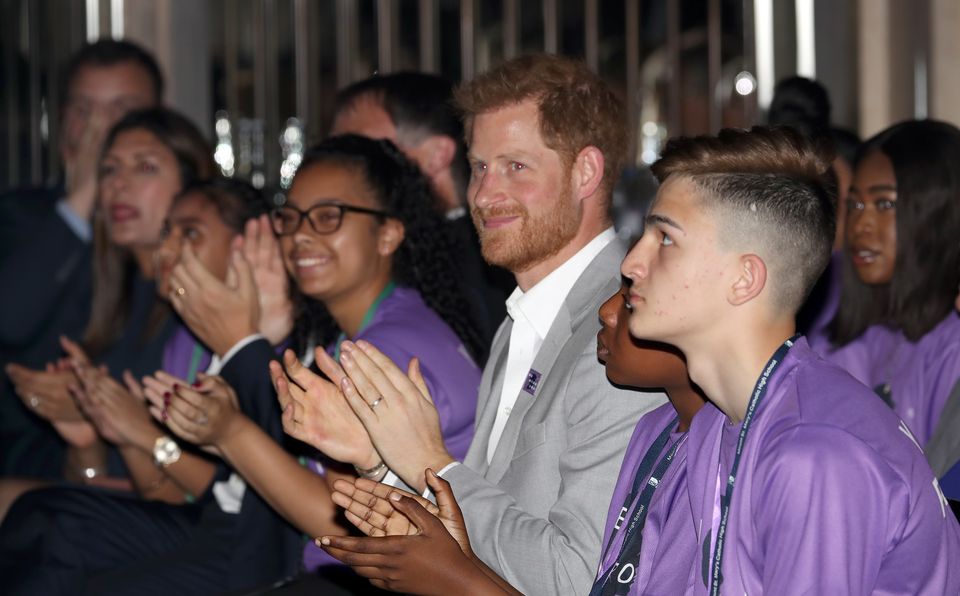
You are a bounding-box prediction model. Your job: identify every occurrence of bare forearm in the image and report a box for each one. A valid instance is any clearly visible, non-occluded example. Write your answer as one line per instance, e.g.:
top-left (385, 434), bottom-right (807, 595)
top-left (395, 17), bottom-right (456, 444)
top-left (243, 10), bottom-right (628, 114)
top-left (468, 554), bottom-right (523, 596)
top-left (62, 441), bottom-right (108, 483)
top-left (118, 445), bottom-right (189, 503)
top-left (218, 416), bottom-right (343, 538)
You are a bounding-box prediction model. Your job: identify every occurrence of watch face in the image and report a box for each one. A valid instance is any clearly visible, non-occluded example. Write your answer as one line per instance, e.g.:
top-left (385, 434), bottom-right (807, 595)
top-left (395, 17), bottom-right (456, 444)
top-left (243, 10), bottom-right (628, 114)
top-left (154, 436), bottom-right (182, 467)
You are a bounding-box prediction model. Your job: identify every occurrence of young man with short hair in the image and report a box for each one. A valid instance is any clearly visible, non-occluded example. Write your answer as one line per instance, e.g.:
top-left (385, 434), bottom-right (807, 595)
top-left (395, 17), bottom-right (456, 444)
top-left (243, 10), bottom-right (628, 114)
top-left (621, 126), bottom-right (960, 594)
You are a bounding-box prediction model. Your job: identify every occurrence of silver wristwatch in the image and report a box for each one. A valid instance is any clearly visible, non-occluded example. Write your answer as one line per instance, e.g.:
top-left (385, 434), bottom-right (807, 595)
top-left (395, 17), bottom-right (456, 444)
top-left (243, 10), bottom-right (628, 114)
top-left (153, 435), bottom-right (182, 468)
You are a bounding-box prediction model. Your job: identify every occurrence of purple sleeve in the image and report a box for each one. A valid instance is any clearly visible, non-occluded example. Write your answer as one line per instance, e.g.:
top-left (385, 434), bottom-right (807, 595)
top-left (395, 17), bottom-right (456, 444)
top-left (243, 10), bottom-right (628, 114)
top-left (920, 342), bottom-right (960, 445)
top-left (350, 330), bottom-right (477, 460)
top-left (755, 426), bottom-right (900, 594)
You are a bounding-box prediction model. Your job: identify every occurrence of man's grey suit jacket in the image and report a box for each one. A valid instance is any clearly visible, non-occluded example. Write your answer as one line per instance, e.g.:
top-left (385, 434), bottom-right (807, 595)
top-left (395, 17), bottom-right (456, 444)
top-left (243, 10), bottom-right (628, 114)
top-left (444, 238), bottom-right (667, 595)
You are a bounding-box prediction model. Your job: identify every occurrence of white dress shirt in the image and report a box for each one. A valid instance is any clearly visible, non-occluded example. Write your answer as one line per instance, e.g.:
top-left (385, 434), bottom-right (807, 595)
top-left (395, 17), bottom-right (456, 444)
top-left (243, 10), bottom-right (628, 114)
top-left (485, 227), bottom-right (616, 463)
top-left (206, 333), bottom-right (265, 513)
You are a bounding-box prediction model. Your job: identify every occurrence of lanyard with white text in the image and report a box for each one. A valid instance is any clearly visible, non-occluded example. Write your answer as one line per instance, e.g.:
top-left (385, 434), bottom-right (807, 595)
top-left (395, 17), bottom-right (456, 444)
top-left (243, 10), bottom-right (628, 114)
top-left (590, 415), bottom-right (680, 596)
top-left (708, 335), bottom-right (798, 595)
top-left (333, 281), bottom-right (396, 362)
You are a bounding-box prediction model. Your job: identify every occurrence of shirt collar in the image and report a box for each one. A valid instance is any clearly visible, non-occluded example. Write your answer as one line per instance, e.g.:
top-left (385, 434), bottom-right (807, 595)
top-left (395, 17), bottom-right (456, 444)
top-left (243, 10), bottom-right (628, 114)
top-left (506, 227), bottom-right (616, 339)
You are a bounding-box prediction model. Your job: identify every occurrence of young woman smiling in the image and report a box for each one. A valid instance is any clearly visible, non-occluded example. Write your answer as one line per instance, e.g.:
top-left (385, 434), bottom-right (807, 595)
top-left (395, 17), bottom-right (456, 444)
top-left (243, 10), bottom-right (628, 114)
top-left (134, 136), bottom-right (484, 593)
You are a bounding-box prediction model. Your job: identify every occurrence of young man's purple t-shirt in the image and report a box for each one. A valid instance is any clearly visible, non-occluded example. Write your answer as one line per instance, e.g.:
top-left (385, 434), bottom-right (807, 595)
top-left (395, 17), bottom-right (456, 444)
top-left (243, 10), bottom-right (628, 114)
top-left (595, 402), bottom-right (698, 595)
top-left (684, 337), bottom-right (960, 595)
top-left (303, 286), bottom-right (482, 571)
top-left (818, 312), bottom-right (960, 447)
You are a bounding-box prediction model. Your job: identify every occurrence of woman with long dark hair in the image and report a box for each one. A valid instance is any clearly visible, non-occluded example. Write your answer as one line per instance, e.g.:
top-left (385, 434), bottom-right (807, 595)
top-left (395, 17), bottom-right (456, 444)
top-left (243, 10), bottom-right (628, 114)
top-left (821, 120), bottom-right (960, 453)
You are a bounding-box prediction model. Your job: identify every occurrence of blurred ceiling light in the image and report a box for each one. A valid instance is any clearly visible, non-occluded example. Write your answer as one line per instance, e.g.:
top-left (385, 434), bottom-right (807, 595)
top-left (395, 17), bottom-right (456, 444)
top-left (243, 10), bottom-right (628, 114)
top-left (734, 71), bottom-right (757, 96)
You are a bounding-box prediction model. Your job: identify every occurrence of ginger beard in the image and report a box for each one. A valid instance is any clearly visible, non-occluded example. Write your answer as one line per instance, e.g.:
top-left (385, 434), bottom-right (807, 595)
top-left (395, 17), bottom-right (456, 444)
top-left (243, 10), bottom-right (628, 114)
top-left (471, 174), bottom-right (580, 274)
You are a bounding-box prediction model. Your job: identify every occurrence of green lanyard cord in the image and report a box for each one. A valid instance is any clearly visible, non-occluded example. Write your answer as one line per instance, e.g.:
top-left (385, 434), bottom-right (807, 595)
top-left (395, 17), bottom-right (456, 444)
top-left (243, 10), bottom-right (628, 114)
top-left (333, 281), bottom-right (397, 362)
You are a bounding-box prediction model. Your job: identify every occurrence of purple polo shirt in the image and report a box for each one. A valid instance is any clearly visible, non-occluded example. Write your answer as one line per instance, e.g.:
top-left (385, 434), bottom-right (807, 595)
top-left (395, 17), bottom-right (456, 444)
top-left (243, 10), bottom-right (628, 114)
top-left (161, 324), bottom-right (213, 381)
top-left (685, 337), bottom-right (960, 595)
top-left (819, 312), bottom-right (960, 447)
top-left (303, 286), bottom-right (481, 571)
top-left (595, 403), bottom-right (698, 595)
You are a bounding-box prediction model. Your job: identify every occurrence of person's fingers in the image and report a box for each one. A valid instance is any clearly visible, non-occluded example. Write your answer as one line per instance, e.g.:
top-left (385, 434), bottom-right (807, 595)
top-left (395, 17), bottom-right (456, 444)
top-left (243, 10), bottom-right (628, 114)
top-left (142, 375), bottom-right (175, 409)
top-left (339, 350), bottom-right (392, 409)
top-left (232, 249), bottom-right (257, 300)
top-left (270, 360), bottom-right (293, 411)
top-left (340, 377), bottom-right (378, 425)
top-left (407, 358), bottom-right (434, 404)
top-left (144, 385), bottom-right (166, 413)
top-left (179, 242), bottom-right (219, 287)
top-left (122, 370), bottom-right (145, 402)
top-left (170, 383), bottom-right (207, 410)
top-left (331, 489), bottom-right (395, 526)
top-left (314, 347), bottom-right (348, 387)
top-left (163, 406), bottom-right (199, 442)
top-left (165, 390), bottom-right (205, 424)
top-left (318, 535), bottom-right (403, 558)
top-left (282, 349), bottom-right (318, 391)
top-left (59, 335), bottom-right (91, 366)
top-left (242, 218), bottom-right (259, 264)
top-left (389, 491), bottom-right (446, 535)
top-left (426, 469), bottom-right (461, 520)
top-left (280, 401), bottom-right (300, 439)
top-left (148, 404), bottom-right (166, 423)
top-left (352, 340), bottom-right (419, 398)
top-left (341, 508), bottom-right (389, 537)
top-left (153, 371), bottom-right (190, 391)
top-left (5, 363), bottom-right (37, 385)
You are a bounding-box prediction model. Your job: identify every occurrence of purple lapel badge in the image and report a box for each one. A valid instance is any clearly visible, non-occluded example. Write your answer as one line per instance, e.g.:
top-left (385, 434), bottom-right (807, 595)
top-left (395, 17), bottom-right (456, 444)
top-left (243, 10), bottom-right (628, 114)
top-left (523, 369), bottom-right (542, 396)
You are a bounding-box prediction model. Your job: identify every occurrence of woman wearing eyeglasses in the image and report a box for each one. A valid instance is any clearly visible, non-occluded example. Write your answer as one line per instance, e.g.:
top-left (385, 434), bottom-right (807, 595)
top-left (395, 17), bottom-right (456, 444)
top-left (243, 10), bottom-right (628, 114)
top-left (131, 134), bottom-right (484, 591)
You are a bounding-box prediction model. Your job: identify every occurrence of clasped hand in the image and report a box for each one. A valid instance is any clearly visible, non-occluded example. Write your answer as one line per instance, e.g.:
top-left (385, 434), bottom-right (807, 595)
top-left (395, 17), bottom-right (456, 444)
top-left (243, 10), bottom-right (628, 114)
top-left (167, 216), bottom-right (292, 357)
top-left (319, 470), bottom-right (494, 596)
top-left (336, 340), bottom-right (454, 493)
top-left (143, 372), bottom-right (241, 452)
top-left (269, 347), bottom-right (380, 469)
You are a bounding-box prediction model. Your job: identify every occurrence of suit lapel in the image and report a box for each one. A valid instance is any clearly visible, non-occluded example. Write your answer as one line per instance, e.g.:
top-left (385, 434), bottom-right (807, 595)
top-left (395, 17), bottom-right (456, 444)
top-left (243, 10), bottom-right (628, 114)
top-left (482, 239), bottom-right (628, 483)
top-left (463, 319), bottom-right (512, 473)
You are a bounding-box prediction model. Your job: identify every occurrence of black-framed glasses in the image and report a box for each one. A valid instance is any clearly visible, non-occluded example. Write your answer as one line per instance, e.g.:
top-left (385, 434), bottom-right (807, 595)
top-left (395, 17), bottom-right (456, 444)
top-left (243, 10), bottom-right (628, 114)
top-left (270, 202), bottom-right (392, 236)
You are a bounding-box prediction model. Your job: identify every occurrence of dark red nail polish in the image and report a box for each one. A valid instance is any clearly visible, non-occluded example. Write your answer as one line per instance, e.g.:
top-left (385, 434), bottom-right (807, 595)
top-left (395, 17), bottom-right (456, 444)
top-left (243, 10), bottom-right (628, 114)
top-left (172, 383), bottom-right (180, 391)
top-left (192, 380), bottom-right (202, 388)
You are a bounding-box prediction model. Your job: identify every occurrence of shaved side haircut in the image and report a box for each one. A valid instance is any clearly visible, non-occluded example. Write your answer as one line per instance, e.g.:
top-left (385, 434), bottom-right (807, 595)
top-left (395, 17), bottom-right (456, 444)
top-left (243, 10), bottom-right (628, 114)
top-left (652, 126), bottom-right (836, 313)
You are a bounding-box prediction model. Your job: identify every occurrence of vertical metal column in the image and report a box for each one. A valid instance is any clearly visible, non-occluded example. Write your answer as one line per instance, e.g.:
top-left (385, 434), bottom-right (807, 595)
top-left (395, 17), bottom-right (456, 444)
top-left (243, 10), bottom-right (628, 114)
top-left (336, 0), bottom-right (358, 88)
top-left (223, 0), bottom-right (239, 118)
top-left (503, 0), bottom-right (518, 60)
top-left (585, 0), bottom-right (599, 72)
top-left (543, 0), bottom-right (558, 54)
top-left (294, 0), bottom-right (310, 123)
top-left (625, 0), bottom-right (640, 164)
top-left (708, 0), bottom-right (722, 132)
top-left (460, 0), bottom-right (475, 80)
top-left (418, 0), bottom-right (438, 73)
top-left (28, 0), bottom-right (43, 184)
top-left (253, 0), bottom-right (280, 186)
top-left (5, 0), bottom-right (20, 186)
top-left (377, 0), bottom-right (397, 73)
top-left (666, 0), bottom-right (681, 135)
top-left (742, 0), bottom-right (757, 124)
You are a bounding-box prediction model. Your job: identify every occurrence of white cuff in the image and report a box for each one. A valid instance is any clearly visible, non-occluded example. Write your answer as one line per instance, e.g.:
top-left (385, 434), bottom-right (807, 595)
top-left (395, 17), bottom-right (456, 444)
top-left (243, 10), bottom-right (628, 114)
top-left (56, 199), bottom-right (92, 242)
top-left (206, 334), bottom-right (266, 375)
top-left (422, 461), bottom-right (461, 499)
top-left (381, 470), bottom-right (404, 488)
